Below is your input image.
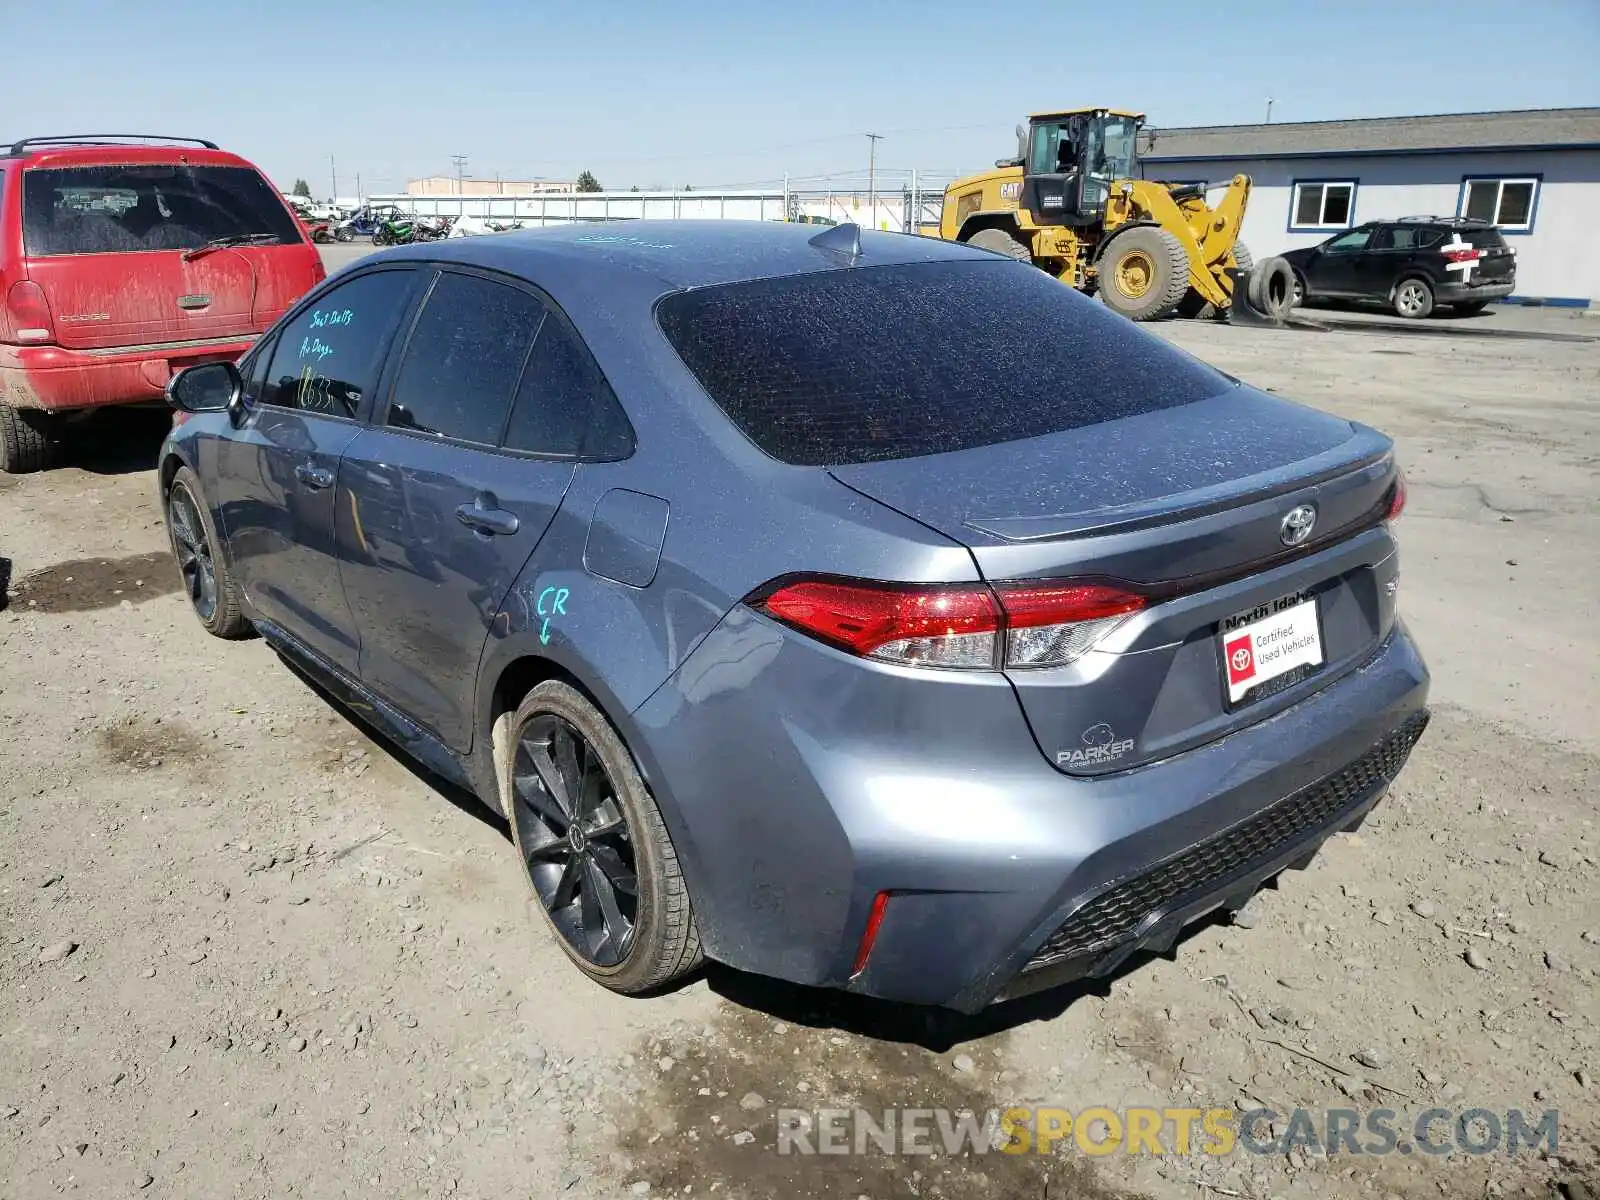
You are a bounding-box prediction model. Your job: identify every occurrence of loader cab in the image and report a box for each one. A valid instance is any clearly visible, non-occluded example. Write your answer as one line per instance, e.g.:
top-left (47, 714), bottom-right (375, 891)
top-left (1020, 109), bottom-right (1143, 228)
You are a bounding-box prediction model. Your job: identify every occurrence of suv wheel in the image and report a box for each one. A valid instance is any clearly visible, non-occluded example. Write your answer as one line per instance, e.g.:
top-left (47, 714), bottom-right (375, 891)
top-left (503, 681), bottom-right (702, 994)
top-left (0, 403), bottom-right (54, 474)
top-left (1393, 277), bottom-right (1434, 319)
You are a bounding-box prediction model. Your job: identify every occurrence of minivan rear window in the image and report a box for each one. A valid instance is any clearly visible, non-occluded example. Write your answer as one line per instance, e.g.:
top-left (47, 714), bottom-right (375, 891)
top-left (656, 260), bottom-right (1228, 466)
top-left (22, 164), bottom-right (303, 256)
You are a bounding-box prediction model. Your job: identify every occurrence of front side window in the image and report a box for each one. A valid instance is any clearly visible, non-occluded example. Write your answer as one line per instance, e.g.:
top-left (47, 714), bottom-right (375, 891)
top-left (385, 272), bottom-right (544, 445)
top-left (1324, 227), bottom-right (1373, 254)
top-left (262, 270), bottom-right (419, 417)
top-left (1460, 177), bottom-right (1538, 231)
top-left (656, 259), bottom-right (1228, 467)
top-left (1291, 181), bottom-right (1357, 231)
top-left (22, 164), bottom-right (303, 256)
top-left (1096, 116), bottom-right (1140, 179)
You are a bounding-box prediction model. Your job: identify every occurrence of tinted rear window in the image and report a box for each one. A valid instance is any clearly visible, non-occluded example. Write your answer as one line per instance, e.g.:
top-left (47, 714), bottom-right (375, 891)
top-left (655, 260), bottom-right (1226, 466)
top-left (22, 164), bottom-right (302, 256)
top-left (1458, 225), bottom-right (1508, 250)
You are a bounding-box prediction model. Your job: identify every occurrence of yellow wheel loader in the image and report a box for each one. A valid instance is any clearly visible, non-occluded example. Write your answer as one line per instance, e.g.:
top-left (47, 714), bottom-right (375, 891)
top-left (934, 108), bottom-right (1282, 321)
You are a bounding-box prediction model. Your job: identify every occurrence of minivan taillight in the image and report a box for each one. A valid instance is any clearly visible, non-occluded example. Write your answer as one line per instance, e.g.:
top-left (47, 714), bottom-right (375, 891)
top-left (754, 577), bottom-right (1146, 671)
top-left (4, 281), bottom-right (55, 344)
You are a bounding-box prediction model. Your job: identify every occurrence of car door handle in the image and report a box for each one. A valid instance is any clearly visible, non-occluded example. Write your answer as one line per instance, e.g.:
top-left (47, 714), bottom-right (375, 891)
top-left (295, 463), bottom-right (335, 490)
top-left (456, 502), bottom-right (520, 536)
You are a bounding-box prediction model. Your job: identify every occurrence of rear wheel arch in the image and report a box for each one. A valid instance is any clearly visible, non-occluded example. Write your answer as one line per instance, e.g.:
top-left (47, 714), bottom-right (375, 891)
top-left (955, 213), bottom-right (1026, 247)
top-left (482, 649), bottom-right (713, 955)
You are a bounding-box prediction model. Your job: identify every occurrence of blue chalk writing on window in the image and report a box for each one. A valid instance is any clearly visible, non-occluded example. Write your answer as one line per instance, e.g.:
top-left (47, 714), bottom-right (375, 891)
top-left (309, 309), bottom-right (354, 329)
top-left (299, 335), bottom-right (334, 363)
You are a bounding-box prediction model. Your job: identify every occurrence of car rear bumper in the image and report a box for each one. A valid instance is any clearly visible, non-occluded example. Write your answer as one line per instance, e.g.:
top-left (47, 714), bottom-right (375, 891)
top-left (631, 610), bottom-right (1429, 1011)
top-left (1436, 279), bottom-right (1515, 303)
top-left (0, 336), bottom-right (257, 413)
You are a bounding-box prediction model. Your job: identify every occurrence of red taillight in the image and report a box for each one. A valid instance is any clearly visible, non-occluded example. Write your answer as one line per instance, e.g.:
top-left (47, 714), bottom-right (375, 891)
top-left (760, 578), bottom-right (999, 668)
top-left (756, 576), bottom-right (1146, 671)
top-left (4, 281), bottom-right (55, 344)
top-left (1443, 247), bottom-right (1482, 264)
top-left (851, 891), bottom-right (891, 976)
top-left (1387, 471), bottom-right (1407, 521)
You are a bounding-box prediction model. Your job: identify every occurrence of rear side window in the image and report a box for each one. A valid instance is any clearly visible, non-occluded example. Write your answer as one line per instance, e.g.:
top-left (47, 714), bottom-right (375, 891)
top-left (386, 272), bottom-right (543, 445)
top-left (503, 314), bottom-right (634, 459)
top-left (656, 260), bottom-right (1227, 466)
top-left (21, 164), bottom-right (302, 256)
top-left (262, 270), bottom-right (419, 417)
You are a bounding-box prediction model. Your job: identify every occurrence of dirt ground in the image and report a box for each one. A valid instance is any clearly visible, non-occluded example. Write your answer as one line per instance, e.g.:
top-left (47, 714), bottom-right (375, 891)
top-left (2, 282), bottom-right (1597, 1199)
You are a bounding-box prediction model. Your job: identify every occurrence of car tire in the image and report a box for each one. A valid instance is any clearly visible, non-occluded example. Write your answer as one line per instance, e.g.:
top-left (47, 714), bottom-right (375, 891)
top-left (502, 680), bottom-right (702, 995)
top-left (1097, 226), bottom-right (1190, 321)
top-left (166, 467), bottom-right (251, 639)
top-left (0, 403), bottom-right (54, 474)
top-left (1393, 277), bottom-right (1434, 319)
top-left (966, 227), bottom-right (1033, 264)
top-left (1290, 270), bottom-right (1307, 308)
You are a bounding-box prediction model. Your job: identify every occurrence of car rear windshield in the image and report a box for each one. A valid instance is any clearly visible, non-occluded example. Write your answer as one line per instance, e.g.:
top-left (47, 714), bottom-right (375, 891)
top-left (1454, 225), bottom-right (1508, 250)
top-left (655, 260), bottom-right (1228, 466)
top-left (22, 163), bottom-right (303, 256)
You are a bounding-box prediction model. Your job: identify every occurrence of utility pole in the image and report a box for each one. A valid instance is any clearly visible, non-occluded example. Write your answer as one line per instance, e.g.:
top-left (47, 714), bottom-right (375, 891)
top-left (355, 172), bottom-right (361, 203)
top-left (330, 154), bottom-right (337, 202)
top-left (451, 155), bottom-right (468, 195)
top-left (1265, 97), bottom-right (1275, 124)
top-left (865, 132), bottom-right (882, 225)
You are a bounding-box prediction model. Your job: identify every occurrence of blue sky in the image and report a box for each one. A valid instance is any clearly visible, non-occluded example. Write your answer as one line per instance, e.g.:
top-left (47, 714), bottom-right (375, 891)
top-left (11, 0), bottom-right (1597, 196)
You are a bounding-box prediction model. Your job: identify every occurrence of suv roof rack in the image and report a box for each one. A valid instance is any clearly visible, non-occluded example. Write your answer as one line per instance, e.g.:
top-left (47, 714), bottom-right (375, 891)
top-left (5, 134), bottom-right (220, 157)
top-left (1396, 214), bottom-right (1487, 225)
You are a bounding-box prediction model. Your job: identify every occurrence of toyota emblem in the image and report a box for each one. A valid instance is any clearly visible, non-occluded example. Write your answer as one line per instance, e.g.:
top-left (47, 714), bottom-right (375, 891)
top-left (1279, 504), bottom-right (1317, 547)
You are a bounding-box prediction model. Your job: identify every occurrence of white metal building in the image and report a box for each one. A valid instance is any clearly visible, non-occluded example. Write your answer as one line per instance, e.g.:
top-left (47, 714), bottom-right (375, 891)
top-left (1141, 108), bottom-right (1600, 307)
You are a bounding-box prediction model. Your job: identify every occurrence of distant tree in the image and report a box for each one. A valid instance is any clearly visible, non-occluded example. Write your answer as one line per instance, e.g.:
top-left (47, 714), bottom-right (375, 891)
top-left (576, 171), bottom-right (602, 193)
top-left (291, 179), bottom-right (312, 197)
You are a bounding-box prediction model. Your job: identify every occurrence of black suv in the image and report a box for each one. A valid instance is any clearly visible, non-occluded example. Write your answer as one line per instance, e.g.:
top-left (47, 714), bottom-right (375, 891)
top-left (1282, 217), bottom-right (1516, 319)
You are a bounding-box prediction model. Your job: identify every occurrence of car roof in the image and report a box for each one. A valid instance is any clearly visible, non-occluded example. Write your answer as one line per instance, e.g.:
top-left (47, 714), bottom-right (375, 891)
top-left (371, 220), bottom-right (999, 293)
top-left (1, 140), bottom-right (253, 170)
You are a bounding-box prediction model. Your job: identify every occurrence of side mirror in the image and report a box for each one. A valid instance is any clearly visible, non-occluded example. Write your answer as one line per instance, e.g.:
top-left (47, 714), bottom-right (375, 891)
top-left (167, 361), bottom-right (242, 414)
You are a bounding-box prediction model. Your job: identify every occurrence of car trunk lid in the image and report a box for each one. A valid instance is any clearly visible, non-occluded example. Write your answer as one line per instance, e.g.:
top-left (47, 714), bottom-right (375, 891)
top-left (830, 390), bottom-right (1402, 775)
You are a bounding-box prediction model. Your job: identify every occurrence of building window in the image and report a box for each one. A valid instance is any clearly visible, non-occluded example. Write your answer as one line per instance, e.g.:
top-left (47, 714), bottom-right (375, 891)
top-left (1458, 176), bottom-right (1539, 233)
top-left (1289, 181), bottom-right (1357, 232)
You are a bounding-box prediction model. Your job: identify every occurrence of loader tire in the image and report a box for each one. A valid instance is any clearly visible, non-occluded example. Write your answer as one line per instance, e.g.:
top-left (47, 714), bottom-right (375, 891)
top-left (1177, 240), bottom-right (1253, 319)
top-left (966, 227), bottom-right (1033, 264)
top-left (1098, 227), bottom-right (1190, 321)
top-left (1246, 256), bottom-right (1295, 320)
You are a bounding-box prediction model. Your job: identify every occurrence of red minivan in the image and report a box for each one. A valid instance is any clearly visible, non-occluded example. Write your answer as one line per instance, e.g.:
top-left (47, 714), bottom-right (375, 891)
top-left (0, 136), bottom-right (326, 472)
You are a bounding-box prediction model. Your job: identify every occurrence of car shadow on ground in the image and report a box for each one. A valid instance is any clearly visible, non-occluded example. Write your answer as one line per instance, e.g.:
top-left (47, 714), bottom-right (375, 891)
top-left (56, 407), bottom-right (173, 475)
top-left (700, 905), bottom-right (1244, 1052)
top-left (274, 650), bottom-right (511, 841)
top-left (0, 555), bottom-right (11, 612)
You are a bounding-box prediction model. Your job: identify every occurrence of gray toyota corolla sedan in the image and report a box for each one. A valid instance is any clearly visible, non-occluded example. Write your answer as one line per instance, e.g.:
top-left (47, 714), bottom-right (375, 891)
top-left (158, 220), bottom-right (1428, 1011)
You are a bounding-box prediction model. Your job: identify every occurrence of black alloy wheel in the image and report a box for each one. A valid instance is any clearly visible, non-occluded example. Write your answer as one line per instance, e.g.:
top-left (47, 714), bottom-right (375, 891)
top-left (511, 714), bottom-right (639, 967)
top-left (167, 482), bottom-right (218, 622)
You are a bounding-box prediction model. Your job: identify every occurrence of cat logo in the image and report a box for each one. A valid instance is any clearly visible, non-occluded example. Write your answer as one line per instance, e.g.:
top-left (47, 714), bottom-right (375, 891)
top-left (999, 181), bottom-right (1022, 202)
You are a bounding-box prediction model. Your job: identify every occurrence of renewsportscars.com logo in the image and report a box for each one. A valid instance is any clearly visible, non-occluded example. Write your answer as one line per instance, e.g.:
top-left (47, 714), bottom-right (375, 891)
top-left (775, 1106), bottom-right (1562, 1158)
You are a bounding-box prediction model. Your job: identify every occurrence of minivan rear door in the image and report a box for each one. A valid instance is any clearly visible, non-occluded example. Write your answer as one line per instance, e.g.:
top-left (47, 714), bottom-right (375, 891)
top-left (20, 162), bottom-right (304, 349)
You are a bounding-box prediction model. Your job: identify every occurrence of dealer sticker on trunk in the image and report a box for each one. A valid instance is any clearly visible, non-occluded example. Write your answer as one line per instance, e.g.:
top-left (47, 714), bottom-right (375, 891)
top-left (1221, 596), bottom-right (1324, 704)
